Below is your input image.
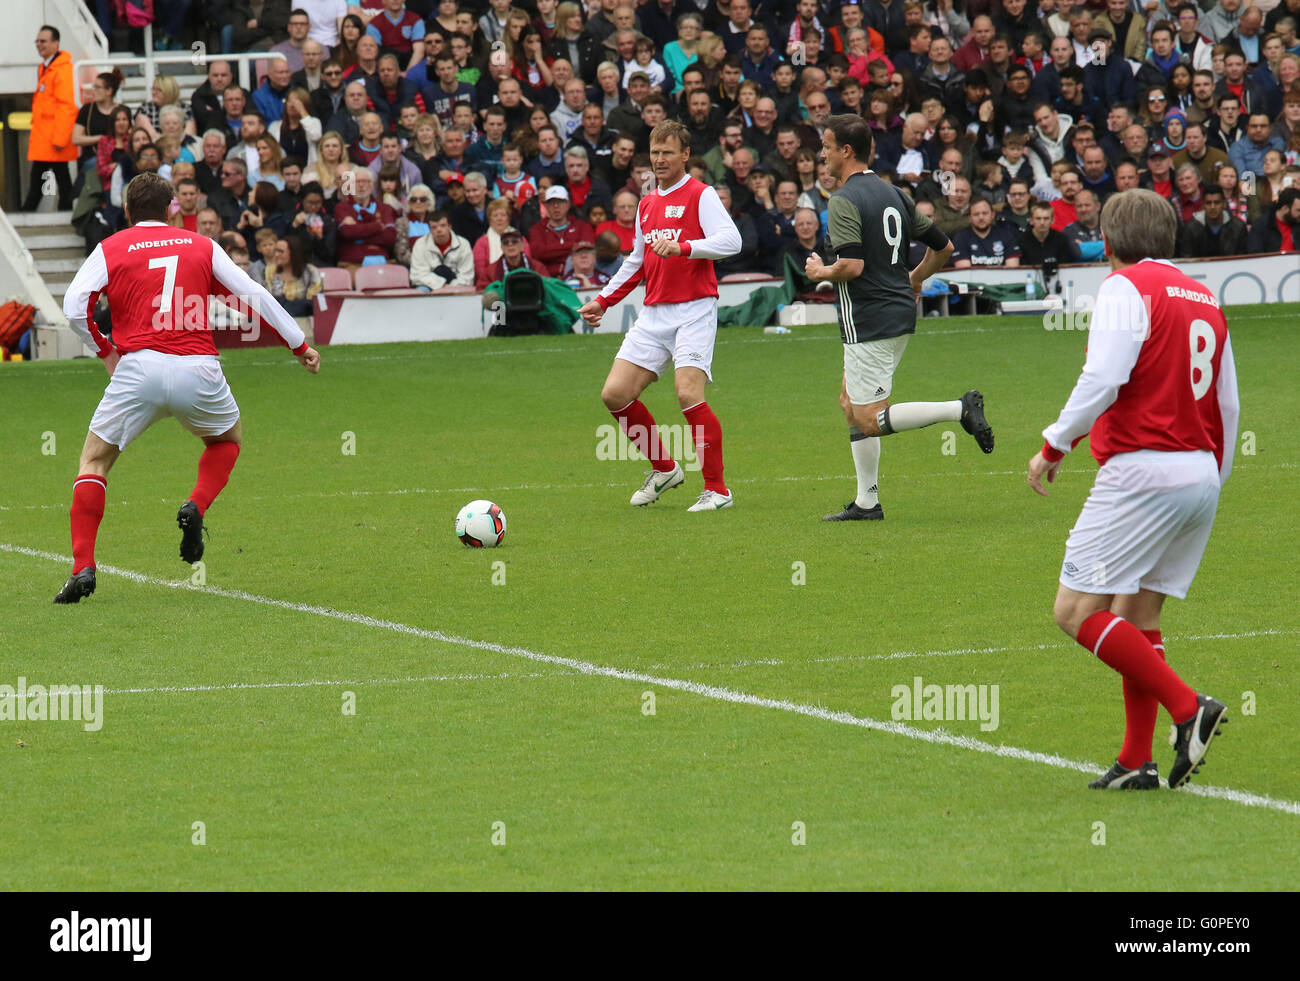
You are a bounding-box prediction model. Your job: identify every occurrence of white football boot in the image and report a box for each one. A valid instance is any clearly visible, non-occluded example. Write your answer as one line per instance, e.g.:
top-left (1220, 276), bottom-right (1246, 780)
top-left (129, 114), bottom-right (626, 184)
top-left (629, 462), bottom-right (685, 506)
top-left (686, 489), bottom-right (733, 511)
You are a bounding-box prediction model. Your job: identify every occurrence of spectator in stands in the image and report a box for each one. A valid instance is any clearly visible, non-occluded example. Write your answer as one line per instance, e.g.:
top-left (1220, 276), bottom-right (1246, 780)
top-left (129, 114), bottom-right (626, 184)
top-left (931, 173), bottom-right (971, 236)
top-left (1173, 120), bottom-right (1229, 187)
top-left (1229, 112), bottom-right (1286, 177)
top-left (1051, 165), bottom-right (1084, 229)
top-left (249, 227), bottom-right (280, 282)
top-left (562, 146), bottom-right (613, 219)
top-left (209, 157), bottom-right (253, 229)
top-left (527, 185), bottom-right (594, 275)
top-left (1178, 185), bottom-right (1249, 257)
top-left (304, 130), bottom-right (350, 200)
top-left (294, 39), bottom-right (328, 94)
top-left (266, 235), bottom-right (323, 315)
top-left (479, 225), bottom-right (536, 297)
top-left (133, 75), bottom-right (193, 146)
top-left (230, 0), bottom-right (292, 51)
top-left (369, 133), bottom-right (422, 196)
top-left (311, 60), bottom-right (348, 121)
top-left (951, 197), bottom-right (1021, 267)
top-left (468, 106), bottom-right (509, 178)
top-left (1247, 187), bottom-right (1300, 252)
top-left (565, 239), bottom-right (610, 288)
top-left (350, 112), bottom-right (387, 166)
top-left (1171, 163), bottom-right (1205, 222)
top-left (197, 207), bottom-right (224, 240)
top-left (1062, 188), bottom-right (1104, 261)
top-left (272, 9), bottom-right (314, 75)
top-left (191, 61), bottom-right (235, 135)
top-left (239, 181), bottom-right (291, 240)
top-left (228, 111), bottom-right (269, 178)
top-left (474, 197), bottom-right (533, 283)
top-left (254, 59), bottom-right (295, 124)
top-left (334, 166), bottom-right (397, 273)
top-left (73, 69), bottom-right (125, 171)
top-left (92, 105), bottom-right (134, 191)
top-left (595, 189), bottom-right (638, 252)
top-left (287, 181), bottom-right (337, 267)
top-left (348, 34), bottom-right (383, 83)
top-left (268, 89), bottom-right (319, 166)
top-left (450, 172), bottom-right (491, 240)
top-left (1019, 198), bottom-right (1079, 266)
top-left (1140, 141), bottom-right (1175, 199)
top-left (411, 209), bottom-right (475, 291)
top-left (253, 135), bottom-right (287, 189)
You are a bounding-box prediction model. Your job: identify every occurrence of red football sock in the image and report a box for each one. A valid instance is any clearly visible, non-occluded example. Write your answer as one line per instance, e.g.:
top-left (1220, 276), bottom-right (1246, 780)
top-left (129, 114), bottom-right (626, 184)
top-left (611, 400), bottom-right (675, 473)
top-left (190, 441), bottom-right (241, 515)
top-left (1117, 629), bottom-right (1165, 770)
top-left (682, 401), bottom-right (727, 494)
top-left (1079, 612), bottom-right (1196, 723)
top-left (70, 474), bottom-right (107, 571)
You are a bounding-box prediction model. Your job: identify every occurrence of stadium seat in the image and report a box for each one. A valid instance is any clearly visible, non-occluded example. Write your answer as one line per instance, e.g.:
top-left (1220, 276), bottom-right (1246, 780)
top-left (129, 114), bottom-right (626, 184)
top-left (353, 264), bottom-right (410, 292)
top-left (318, 267), bottom-right (353, 292)
top-left (720, 272), bottom-right (774, 282)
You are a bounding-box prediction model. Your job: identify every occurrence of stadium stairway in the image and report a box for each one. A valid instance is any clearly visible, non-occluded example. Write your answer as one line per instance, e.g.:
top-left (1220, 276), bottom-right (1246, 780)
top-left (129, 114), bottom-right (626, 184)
top-left (10, 210), bottom-right (82, 312)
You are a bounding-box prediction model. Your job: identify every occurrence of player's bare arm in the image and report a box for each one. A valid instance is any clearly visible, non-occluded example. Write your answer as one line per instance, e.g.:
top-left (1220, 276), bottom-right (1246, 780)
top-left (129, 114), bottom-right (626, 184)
top-left (1026, 450), bottom-right (1062, 497)
top-left (910, 242), bottom-right (954, 298)
top-left (804, 254), bottom-right (864, 282)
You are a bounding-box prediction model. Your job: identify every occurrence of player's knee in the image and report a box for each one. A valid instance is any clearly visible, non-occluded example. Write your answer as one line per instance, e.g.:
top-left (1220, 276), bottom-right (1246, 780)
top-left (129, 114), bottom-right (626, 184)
top-left (1052, 595), bottom-right (1082, 638)
top-left (600, 385), bottom-right (630, 411)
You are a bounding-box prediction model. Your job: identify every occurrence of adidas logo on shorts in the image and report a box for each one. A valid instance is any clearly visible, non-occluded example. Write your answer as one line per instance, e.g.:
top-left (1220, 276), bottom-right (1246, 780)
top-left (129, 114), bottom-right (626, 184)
top-left (874, 387), bottom-right (886, 397)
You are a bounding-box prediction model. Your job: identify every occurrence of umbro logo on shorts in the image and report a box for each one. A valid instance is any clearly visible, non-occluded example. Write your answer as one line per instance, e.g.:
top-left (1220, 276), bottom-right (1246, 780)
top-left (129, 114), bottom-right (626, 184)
top-left (684, 352), bottom-right (704, 362)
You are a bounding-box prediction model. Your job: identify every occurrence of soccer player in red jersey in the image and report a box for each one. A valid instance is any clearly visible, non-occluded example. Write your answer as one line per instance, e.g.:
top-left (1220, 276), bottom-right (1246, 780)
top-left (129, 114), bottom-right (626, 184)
top-left (1026, 189), bottom-right (1240, 790)
top-left (577, 120), bottom-right (742, 511)
top-left (53, 172), bottom-right (321, 604)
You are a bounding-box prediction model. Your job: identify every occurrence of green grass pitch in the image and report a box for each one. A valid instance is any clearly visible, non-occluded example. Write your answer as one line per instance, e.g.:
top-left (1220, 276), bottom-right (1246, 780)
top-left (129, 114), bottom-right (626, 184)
top-left (2, 304), bottom-right (1297, 890)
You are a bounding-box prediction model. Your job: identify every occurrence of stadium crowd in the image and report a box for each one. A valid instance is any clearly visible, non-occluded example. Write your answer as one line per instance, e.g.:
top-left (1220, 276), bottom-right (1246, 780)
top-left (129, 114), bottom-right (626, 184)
top-left (57, 0), bottom-right (1300, 311)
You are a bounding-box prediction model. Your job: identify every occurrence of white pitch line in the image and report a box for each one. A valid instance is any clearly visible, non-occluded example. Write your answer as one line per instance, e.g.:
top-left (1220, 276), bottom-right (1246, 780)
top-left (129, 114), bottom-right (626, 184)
top-left (657, 629), bottom-right (1300, 671)
top-left (4, 541), bottom-right (1298, 818)
top-left (8, 310), bottom-right (1291, 376)
top-left (8, 460), bottom-right (1296, 514)
top-left (104, 671), bottom-right (560, 695)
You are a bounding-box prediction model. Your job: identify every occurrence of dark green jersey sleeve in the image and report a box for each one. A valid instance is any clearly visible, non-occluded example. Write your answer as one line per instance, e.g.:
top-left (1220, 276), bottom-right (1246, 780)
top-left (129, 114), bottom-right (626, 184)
top-left (904, 191), bottom-right (950, 251)
top-left (827, 193), bottom-right (866, 260)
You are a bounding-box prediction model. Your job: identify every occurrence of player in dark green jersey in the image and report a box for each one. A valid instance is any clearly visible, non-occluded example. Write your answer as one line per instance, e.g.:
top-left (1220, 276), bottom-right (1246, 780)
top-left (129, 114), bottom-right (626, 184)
top-left (805, 114), bottom-right (995, 522)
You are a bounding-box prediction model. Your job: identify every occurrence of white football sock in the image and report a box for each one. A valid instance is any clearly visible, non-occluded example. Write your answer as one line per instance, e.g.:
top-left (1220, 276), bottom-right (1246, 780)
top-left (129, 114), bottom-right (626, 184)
top-left (849, 429), bottom-right (880, 508)
top-left (878, 400), bottom-right (962, 434)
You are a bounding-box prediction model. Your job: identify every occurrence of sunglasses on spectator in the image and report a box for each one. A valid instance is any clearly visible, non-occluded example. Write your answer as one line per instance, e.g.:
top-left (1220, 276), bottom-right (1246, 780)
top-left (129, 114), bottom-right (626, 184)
top-left (409, 196), bottom-right (431, 202)
top-left (1149, 96), bottom-right (1166, 103)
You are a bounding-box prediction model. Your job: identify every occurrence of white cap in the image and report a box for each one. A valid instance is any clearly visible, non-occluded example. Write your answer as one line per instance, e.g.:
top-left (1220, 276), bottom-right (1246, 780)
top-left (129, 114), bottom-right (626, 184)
top-left (544, 185), bottom-right (570, 202)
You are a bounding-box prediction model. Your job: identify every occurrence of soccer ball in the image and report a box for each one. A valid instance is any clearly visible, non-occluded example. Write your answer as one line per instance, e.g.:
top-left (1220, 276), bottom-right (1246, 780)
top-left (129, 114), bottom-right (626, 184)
top-left (456, 500), bottom-right (506, 547)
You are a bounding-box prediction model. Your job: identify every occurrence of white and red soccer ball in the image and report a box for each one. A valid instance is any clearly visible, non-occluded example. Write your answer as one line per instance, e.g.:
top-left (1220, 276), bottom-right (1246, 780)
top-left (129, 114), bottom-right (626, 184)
top-left (456, 500), bottom-right (506, 547)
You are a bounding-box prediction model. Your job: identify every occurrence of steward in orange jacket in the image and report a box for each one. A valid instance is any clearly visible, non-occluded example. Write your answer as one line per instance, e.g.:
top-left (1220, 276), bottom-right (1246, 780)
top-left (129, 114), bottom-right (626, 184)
top-left (24, 26), bottom-right (77, 210)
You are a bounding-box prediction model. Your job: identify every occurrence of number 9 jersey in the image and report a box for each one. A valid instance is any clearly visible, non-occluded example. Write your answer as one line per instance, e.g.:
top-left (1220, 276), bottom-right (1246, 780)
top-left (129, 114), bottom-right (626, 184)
top-left (825, 170), bottom-right (950, 345)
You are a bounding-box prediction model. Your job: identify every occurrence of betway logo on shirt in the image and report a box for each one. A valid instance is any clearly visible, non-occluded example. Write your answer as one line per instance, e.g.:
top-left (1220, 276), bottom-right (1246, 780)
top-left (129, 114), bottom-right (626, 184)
top-left (126, 238), bottom-right (192, 252)
top-left (644, 228), bottom-right (683, 245)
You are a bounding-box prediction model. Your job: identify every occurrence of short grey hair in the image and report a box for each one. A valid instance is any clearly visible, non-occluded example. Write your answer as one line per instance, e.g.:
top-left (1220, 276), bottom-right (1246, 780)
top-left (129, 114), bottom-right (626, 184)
top-left (1101, 189), bottom-right (1177, 262)
top-left (564, 145), bottom-right (589, 162)
top-left (158, 104), bottom-right (186, 126)
top-left (202, 128), bottom-right (227, 144)
top-left (1174, 162), bottom-right (1201, 182)
top-left (462, 171), bottom-right (487, 189)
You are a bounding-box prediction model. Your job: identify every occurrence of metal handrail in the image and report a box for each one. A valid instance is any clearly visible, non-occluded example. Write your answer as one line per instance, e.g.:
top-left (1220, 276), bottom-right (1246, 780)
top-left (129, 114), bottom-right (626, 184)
top-left (73, 41), bottom-right (287, 99)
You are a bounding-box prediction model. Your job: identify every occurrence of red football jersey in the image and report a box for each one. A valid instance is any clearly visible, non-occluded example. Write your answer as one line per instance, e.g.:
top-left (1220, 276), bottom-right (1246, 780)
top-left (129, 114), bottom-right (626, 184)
top-left (1089, 261), bottom-right (1230, 467)
top-left (96, 225), bottom-right (222, 357)
top-left (636, 177), bottom-right (716, 305)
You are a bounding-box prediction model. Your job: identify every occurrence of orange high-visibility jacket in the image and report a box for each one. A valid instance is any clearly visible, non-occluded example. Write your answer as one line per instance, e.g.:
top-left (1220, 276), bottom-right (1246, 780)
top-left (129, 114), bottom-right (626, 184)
top-left (29, 50), bottom-right (78, 163)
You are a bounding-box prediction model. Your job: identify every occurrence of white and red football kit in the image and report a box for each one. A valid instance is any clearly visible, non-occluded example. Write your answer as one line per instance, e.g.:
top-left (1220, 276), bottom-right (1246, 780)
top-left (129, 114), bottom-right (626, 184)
top-left (1041, 258), bottom-right (1240, 598)
top-left (595, 174), bottom-right (740, 497)
top-left (58, 220), bottom-right (311, 574)
top-left (596, 174), bottom-right (740, 378)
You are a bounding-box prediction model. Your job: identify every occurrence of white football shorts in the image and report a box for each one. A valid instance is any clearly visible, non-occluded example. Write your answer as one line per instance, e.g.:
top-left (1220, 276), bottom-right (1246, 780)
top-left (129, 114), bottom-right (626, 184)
top-left (615, 297), bottom-right (718, 380)
top-left (90, 349), bottom-right (240, 450)
top-left (1060, 450), bottom-right (1221, 599)
top-left (844, 334), bottom-right (910, 405)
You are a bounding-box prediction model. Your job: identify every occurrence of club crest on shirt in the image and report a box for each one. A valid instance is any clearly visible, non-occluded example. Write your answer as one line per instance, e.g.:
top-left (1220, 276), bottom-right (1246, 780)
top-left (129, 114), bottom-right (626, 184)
top-left (664, 205), bottom-right (685, 218)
